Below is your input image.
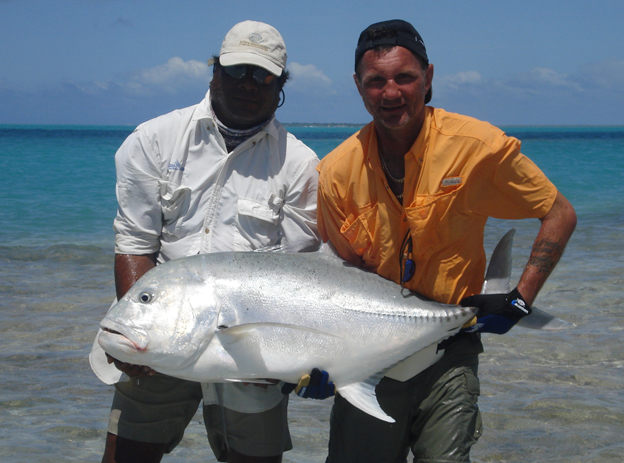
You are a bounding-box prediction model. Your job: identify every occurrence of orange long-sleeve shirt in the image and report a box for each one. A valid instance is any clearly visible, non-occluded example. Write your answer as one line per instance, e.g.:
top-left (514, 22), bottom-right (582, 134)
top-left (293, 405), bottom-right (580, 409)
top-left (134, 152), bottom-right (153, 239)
top-left (317, 107), bottom-right (557, 305)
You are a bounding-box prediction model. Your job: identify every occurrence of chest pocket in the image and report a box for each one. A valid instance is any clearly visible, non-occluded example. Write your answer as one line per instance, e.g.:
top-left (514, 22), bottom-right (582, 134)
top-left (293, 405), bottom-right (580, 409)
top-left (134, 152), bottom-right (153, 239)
top-left (159, 181), bottom-right (191, 235)
top-left (237, 197), bottom-right (281, 225)
top-left (339, 204), bottom-right (381, 267)
top-left (234, 197), bottom-right (282, 250)
top-left (404, 183), bottom-right (464, 259)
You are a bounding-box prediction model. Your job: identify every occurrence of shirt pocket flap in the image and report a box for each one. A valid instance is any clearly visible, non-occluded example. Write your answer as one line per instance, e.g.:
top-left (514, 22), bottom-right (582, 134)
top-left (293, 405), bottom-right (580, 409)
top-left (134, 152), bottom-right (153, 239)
top-left (237, 198), bottom-right (280, 225)
top-left (404, 183), bottom-right (464, 255)
top-left (339, 204), bottom-right (380, 262)
top-left (159, 181), bottom-right (191, 225)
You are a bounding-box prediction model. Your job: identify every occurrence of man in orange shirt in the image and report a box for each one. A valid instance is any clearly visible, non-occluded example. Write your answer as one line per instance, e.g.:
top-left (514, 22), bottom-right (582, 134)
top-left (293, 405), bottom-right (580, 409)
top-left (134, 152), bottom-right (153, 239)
top-left (317, 20), bottom-right (577, 462)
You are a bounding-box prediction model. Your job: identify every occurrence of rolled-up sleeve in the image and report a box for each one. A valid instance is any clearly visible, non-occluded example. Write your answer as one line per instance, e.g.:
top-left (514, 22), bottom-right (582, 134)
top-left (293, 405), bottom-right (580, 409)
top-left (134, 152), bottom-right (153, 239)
top-left (316, 170), bottom-right (365, 267)
top-left (113, 128), bottom-right (163, 255)
top-left (280, 152), bottom-right (322, 253)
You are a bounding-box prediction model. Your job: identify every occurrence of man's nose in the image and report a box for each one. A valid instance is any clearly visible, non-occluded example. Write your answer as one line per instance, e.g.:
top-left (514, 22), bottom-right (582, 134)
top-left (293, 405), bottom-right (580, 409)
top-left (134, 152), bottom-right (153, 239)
top-left (383, 80), bottom-right (401, 100)
top-left (237, 73), bottom-right (259, 91)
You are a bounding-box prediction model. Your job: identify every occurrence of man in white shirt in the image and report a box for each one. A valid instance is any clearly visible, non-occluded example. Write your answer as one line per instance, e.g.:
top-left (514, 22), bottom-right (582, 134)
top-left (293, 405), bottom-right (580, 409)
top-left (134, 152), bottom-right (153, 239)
top-left (99, 20), bottom-right (320, 463)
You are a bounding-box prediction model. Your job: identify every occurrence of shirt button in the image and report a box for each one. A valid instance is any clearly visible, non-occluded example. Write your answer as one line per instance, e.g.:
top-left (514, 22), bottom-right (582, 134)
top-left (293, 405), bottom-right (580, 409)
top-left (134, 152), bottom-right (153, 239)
top-left (205, 228), bottom-right (210, 234)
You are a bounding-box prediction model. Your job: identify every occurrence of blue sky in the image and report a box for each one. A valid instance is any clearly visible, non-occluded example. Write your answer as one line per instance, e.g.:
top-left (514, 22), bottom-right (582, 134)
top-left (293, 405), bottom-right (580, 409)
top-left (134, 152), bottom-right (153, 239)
top-left (1, 0), bottom-right (623, 126)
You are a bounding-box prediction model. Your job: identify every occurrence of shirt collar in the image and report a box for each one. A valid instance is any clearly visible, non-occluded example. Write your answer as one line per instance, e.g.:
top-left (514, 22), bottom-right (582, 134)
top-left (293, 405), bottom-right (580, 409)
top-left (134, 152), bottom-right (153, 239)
top-left (406, 106), bottom-right (433, 166)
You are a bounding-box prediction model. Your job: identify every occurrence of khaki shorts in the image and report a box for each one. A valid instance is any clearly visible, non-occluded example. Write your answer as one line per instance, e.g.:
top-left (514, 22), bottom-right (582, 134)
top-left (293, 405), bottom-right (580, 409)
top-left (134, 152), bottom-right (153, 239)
top-left (108, 374), bottom-right (292, 460)
top-left (327, 334), bottom-right (484, 463)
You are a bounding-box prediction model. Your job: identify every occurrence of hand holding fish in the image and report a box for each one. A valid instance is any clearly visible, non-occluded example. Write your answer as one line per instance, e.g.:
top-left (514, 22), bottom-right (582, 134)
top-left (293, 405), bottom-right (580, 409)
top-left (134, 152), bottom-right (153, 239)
top-left (106, 353), bottom-right (156, 378)
top-left (460, 287), bottom-right (532, 334)
top-left (282, 368), bottom-right (336, 399)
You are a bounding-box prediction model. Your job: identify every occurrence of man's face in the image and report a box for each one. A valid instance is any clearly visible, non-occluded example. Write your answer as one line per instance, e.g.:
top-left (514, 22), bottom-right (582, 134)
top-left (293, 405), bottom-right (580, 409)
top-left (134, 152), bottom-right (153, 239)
top-left (354, 46), bottom-right (433, 134)
top-left (210, 64), bottom-right (281, 129)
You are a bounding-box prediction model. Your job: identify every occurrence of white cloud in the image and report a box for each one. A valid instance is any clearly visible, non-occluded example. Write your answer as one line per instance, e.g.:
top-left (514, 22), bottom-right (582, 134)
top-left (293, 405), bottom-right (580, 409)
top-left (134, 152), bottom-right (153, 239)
top-left (286, 62), bottom-right (336, 94)
top-left (531, 68), bottom-right (578, 88)
top-left (502, 67), bottom-right (584, 93)
top-left (126, 57), bottom-right (211, 95)
top-left (55, 57), bottom-right (211, 98)
top-left (4, 58), bottom-right (623, 125)
top-left (437, 60), bottom-right (624, 99)
top-left (437, 71), bottom-right (482, 90)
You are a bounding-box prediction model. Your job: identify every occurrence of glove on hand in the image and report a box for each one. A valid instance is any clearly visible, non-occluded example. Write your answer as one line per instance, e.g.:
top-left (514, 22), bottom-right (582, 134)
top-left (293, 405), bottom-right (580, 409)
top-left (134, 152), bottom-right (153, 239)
top-left (460, 287), bottom-right (532, 335)
top-left (281, 368), bottom-right (335, 399)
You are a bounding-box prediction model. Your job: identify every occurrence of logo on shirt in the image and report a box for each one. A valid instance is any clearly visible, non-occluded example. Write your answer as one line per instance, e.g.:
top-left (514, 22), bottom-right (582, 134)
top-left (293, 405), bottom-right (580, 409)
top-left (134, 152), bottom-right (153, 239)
top-left (168, 161), bottom-right (185, 172)
top-left (441, 177), bottom-right (462, 187)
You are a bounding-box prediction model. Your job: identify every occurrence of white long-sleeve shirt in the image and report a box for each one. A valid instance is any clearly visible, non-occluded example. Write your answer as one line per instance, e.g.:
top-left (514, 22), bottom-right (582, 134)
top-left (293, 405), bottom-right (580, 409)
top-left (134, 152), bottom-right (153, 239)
top-left (114, 89), bottom-right (320, 261)
top-left (94, 89), bottom-right (321, 413)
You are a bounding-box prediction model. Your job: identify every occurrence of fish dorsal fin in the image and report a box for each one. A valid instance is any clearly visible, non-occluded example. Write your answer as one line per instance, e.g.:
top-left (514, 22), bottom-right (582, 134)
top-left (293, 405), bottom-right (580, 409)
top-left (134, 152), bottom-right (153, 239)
top-left (337, 372), bottom-right (395, 423)
top-left (482, 229), bottom-right (515, 294)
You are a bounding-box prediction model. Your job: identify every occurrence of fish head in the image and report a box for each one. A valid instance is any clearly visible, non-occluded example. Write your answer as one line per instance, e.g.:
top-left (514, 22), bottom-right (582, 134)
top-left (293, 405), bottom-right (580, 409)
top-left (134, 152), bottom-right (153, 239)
top-left (98, 258), bottom-right (220, 372)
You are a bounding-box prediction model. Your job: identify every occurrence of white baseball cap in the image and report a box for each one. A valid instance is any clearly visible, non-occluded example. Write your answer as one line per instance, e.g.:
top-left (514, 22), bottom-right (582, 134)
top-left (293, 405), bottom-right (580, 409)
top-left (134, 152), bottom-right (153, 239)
top-left (218, 20), bottom-right (287, 76)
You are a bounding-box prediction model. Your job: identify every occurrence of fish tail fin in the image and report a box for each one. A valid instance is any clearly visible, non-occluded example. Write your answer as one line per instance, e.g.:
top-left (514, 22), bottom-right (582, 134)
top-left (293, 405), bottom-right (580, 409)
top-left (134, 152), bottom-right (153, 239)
top-left (516, 306), bottom-right (576, 330)
top-left (481, 228), bottom-right (575, 331)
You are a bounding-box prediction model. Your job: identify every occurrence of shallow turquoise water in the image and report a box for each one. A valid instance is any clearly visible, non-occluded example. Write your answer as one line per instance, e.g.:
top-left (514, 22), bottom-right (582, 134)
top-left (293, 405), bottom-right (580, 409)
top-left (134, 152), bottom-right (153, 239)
top-left (1, 124), bottom-right (623, 462)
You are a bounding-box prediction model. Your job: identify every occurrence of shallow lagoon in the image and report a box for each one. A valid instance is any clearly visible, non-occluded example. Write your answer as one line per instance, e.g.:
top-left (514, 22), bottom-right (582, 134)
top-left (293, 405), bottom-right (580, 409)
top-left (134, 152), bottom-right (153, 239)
top-left (1, 125), bottom-right (623, 462)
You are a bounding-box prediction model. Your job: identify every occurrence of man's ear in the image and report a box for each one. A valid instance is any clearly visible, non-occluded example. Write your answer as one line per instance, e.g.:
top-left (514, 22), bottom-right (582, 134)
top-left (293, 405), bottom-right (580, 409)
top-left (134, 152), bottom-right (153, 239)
top-left (353, 73), bottom-right (363, 97)
top-left (426, 64), bottom-right (434, 91)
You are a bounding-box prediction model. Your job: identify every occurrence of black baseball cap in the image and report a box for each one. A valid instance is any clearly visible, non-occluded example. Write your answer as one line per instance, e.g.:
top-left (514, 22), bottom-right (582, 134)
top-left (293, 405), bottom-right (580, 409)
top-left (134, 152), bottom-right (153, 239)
top-left (355, 20), bottom-right (431, 103)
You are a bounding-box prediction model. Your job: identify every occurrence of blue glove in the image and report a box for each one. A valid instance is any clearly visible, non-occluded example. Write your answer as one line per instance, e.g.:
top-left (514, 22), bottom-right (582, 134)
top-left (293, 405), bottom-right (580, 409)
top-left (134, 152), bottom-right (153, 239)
top-left (460, 287), bottom-right (532, 335)
top-left (281, 368), bottom-right (335, 399)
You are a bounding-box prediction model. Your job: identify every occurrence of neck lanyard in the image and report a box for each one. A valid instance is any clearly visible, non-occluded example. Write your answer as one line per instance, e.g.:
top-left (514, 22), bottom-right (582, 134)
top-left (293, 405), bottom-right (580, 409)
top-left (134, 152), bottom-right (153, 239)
top-left (399, 230), bottom-right (415, 284)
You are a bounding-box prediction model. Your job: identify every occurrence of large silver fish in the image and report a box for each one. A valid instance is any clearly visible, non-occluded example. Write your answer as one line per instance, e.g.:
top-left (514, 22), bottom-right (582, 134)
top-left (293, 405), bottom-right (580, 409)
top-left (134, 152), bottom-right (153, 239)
top-left (94, 229), bottom-right (569, 422)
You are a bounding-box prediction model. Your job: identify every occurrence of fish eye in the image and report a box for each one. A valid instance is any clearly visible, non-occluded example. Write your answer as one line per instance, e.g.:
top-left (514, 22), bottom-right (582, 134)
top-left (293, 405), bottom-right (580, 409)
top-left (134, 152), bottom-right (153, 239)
top-left (138, 292), bottom-right (154, 303)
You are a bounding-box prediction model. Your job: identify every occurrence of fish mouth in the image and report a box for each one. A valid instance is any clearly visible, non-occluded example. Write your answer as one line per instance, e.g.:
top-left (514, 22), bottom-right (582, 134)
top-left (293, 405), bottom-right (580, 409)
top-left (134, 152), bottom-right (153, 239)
top-left (99, 318), bottom-right (149, 351)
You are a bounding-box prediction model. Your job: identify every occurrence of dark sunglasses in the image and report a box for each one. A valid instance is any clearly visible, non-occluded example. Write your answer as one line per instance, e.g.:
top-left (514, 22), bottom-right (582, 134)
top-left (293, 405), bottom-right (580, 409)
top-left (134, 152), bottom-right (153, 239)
top-left (222, 65), bottom-right (276, 85)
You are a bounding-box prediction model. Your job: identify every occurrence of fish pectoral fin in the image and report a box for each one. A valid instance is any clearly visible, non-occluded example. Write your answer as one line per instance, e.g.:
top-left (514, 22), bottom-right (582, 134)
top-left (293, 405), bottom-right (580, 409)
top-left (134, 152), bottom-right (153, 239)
top-left (222, 378), bottom-right (275, 385)
top-left (219, 322), bottom-right (341, 338)
top-left (337, 373), bottom-right (395, 423)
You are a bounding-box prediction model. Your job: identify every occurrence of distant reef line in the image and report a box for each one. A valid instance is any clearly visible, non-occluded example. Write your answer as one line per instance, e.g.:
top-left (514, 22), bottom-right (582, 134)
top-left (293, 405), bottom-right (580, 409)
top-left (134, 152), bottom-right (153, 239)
top-left (283, 122), bottom-right (366, 128)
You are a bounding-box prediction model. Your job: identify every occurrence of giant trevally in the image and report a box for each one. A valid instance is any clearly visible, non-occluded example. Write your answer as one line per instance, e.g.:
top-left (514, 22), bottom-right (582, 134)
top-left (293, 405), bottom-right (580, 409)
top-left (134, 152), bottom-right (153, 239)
top-left (93, 229), bottom-right (570, 423)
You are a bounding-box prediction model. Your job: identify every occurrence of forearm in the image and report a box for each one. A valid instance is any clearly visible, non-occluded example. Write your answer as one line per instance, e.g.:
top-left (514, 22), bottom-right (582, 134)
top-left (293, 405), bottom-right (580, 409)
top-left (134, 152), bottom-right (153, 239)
top-left (109, 253), bottom-right (158, 376)
top-left (517, 191), bottom-right (577, 305)
top-left (114, 253), bottom-right (157, 300)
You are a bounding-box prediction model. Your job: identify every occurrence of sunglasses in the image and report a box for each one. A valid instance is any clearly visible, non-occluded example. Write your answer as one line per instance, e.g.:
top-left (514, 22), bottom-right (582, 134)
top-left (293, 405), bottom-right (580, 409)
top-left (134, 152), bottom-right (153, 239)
top-left (222, 65), bottom-right (276, 85)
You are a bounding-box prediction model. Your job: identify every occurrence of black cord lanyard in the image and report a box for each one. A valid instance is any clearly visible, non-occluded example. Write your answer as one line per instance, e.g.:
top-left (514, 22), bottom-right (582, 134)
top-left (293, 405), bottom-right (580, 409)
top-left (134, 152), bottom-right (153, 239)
top-left (399, 230), bottom-right (415, 284)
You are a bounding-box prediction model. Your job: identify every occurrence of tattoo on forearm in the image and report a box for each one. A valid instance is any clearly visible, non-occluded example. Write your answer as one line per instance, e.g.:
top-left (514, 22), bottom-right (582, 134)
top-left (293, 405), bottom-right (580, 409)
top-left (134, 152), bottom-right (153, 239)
top-left (527, 239), bottom-right (565, 275)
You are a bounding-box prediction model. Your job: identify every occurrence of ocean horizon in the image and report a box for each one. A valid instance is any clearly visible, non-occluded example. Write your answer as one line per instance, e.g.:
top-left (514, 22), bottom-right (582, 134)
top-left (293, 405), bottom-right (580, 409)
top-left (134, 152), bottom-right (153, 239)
top-left (1, 123), bottom-right (623, 462)
top-left (3, 122), bottom-right (624, 130)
